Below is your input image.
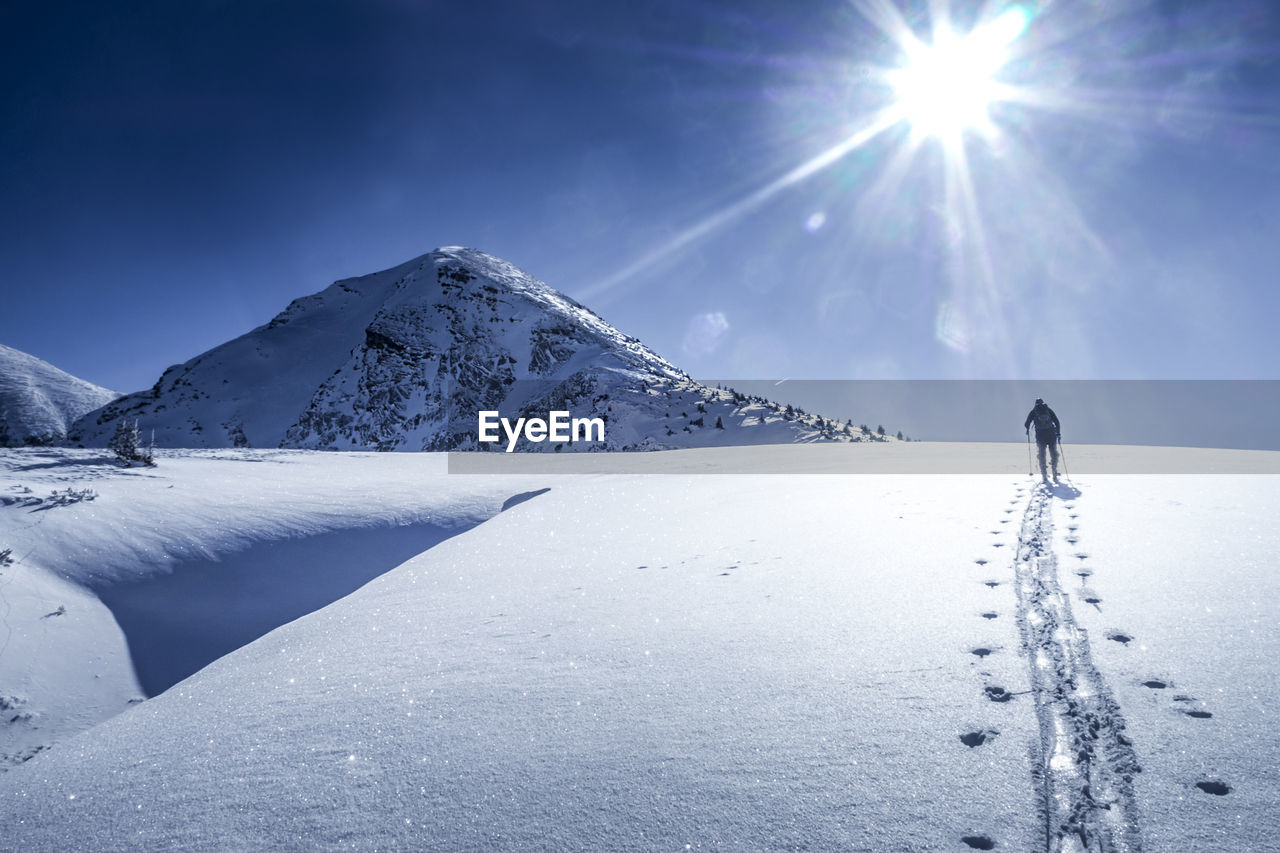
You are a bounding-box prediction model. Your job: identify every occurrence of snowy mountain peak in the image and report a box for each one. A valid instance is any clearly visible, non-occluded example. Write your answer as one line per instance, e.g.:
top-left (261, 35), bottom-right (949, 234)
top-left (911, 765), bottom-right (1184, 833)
top-left (0, 344), bottom-right (119, 447)
top-left (71, 248), bottom-right (869, 451)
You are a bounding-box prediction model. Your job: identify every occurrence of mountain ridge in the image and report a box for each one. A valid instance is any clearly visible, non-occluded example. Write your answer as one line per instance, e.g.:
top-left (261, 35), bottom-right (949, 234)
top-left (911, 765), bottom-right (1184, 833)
top-left (70, 248), bottom-right (873, 451)
top-left (0, 344), bottom-right (119, 447)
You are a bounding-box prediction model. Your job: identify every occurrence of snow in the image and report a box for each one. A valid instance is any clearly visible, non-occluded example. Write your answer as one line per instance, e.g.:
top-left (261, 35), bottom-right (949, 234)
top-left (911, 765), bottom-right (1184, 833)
top-left (0, 343), bottom-right (118, 446)
top-left (1055, 477), bottom-right (1280, 852)
top-left (1, 445), bottom-right (1277, 851)
top-left (0, 448), bottom-right (537, 766)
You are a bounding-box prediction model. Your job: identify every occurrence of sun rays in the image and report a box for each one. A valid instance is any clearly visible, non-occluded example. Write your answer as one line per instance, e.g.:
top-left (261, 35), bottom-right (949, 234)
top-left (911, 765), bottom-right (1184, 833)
top-left (585, 0), bottom-right (1046, 314)
top-left (883, 5), bottom-right (1029, 139)
top-left (587, 0), bottom-right (1270, 374)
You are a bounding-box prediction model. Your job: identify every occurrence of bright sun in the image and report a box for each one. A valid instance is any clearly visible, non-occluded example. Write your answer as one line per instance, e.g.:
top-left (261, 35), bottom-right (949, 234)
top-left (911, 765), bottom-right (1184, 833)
top-left (888, 7), bottom-right (1029, 138)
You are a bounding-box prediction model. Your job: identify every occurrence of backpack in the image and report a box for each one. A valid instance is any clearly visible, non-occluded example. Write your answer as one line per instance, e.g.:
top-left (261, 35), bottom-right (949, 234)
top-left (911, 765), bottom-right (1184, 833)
top-left (1032, 406), bottom-right (1055, 431)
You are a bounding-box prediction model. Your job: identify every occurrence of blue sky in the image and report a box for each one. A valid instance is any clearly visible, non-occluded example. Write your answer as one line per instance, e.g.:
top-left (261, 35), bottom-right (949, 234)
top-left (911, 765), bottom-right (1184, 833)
top-left (2, 0), bottom-right (1278, 393)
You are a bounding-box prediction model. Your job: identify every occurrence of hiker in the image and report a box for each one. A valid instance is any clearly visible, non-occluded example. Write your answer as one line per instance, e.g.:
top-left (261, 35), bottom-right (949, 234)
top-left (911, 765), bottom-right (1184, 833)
top-left (1024, 398), bottom-right (1061, 482)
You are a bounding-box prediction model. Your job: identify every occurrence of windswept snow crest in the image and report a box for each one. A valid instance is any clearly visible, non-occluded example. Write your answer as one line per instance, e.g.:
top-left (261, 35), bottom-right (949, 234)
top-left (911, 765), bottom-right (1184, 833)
top-left (69, 248), bottom-right (872, 452)
top-left (0, 448), bottom-right (537, 769)
top-left (0, 344), bottom-right (118, 447)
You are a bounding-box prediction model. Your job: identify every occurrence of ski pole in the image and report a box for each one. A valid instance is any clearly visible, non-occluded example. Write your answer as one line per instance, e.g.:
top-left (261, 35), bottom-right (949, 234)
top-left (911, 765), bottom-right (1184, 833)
top-left (1026, 431), bottom-right (1033, 476)
top-left (1058, 438), bottom-right (1070, 482)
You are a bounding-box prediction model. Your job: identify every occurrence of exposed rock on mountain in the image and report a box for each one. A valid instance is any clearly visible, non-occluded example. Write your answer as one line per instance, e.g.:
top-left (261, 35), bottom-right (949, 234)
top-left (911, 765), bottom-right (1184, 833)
top-left (72, 248), bottom-right (867, 451)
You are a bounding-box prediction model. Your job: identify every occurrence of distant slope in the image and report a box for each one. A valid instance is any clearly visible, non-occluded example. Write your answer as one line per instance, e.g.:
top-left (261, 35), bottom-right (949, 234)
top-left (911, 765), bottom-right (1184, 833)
top-left (0, 344), bottom-right (119, 446)
top-left (70, 248), bottom-right (873, 451)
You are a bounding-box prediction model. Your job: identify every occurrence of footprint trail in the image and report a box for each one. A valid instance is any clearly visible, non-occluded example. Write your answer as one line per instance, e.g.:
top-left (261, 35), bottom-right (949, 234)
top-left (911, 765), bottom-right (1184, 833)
top-left (1013, 485), bottom-right (1143, 853)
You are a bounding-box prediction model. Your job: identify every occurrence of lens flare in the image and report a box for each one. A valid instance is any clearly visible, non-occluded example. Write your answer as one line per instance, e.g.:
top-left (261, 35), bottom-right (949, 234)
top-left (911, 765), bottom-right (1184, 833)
top-left (589, 0), bottom-right (1266, 379)
top-left (888, 7), bottom-right (1029, 138)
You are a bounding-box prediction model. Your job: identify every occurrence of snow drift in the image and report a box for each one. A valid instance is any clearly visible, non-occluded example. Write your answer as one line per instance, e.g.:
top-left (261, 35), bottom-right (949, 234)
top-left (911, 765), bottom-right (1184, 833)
top-left (0, 448), bottom-right (538, 769)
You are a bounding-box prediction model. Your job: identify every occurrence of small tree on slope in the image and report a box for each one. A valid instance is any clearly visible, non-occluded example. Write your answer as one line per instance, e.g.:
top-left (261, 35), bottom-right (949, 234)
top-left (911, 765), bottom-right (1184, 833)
top-left (109, 419), bottom-right (155, 466)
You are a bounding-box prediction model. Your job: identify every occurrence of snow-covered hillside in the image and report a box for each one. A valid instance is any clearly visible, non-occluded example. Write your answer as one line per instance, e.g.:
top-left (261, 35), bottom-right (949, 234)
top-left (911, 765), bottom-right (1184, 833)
top-left (1, 446), bottom-right (1277, 851)
top-left (70, 248), bottom-right (867, 451)
top-left (0, 344), bottom-right (118, 446)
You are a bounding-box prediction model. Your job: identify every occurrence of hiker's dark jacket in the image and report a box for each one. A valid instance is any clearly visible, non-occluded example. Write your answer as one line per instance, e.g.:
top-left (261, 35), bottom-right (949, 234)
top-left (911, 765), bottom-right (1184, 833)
top-left (1024, 404), bottom-right (1060, 442)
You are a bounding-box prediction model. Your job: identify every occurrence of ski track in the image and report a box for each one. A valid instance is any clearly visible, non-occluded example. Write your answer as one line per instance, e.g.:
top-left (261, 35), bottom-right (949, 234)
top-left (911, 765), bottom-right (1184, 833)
top-left (1013, 482), bottom-right (1143, 853)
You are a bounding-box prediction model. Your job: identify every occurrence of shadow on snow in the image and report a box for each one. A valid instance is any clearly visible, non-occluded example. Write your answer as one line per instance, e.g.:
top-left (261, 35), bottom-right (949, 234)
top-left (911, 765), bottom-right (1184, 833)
top-left (93, 489), bottom-right (550, 697)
